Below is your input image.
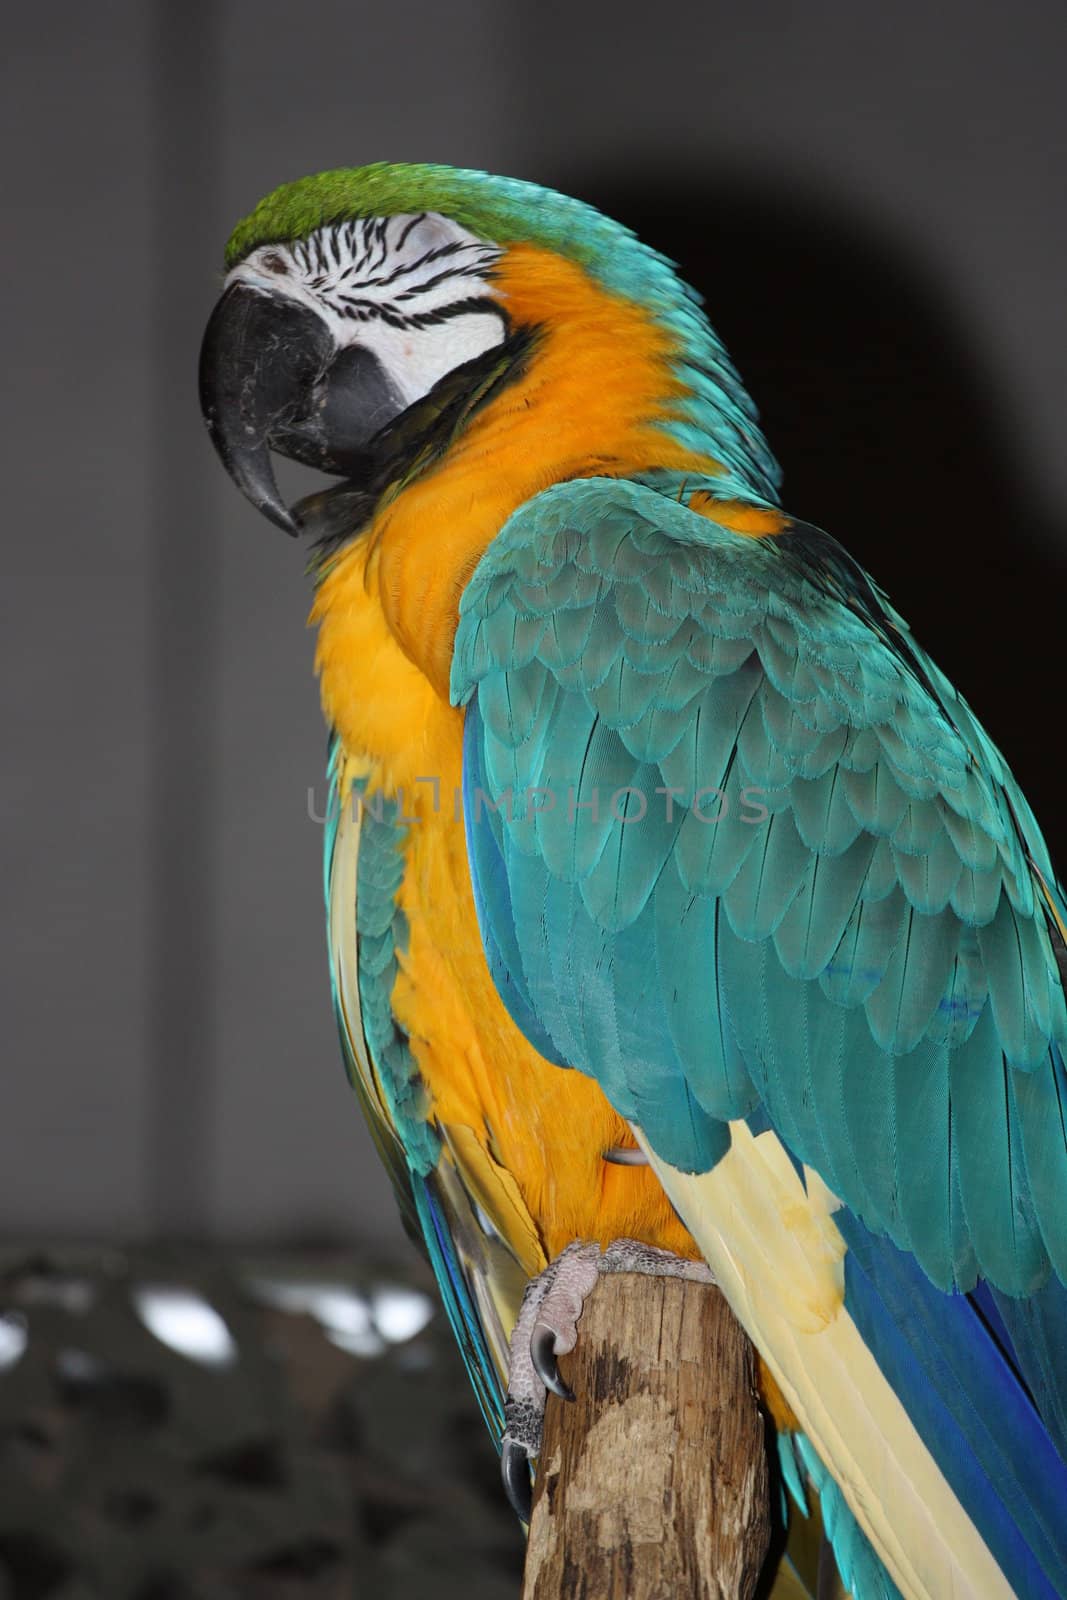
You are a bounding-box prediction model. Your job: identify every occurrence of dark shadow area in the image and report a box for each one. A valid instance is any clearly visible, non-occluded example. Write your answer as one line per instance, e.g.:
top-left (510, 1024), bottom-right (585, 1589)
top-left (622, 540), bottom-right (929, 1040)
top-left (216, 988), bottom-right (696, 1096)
top-left (564, 169), bottom-right (1067, 867)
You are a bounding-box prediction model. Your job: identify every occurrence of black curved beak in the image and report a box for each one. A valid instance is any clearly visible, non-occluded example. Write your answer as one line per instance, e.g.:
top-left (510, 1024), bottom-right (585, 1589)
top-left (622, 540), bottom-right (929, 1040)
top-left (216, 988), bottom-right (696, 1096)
top-left (198, 283), bottom-right (407, 536)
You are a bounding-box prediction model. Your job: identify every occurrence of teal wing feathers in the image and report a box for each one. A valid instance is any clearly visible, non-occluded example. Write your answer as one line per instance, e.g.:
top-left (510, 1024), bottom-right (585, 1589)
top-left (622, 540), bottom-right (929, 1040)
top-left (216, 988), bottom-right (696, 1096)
top-left (324, 748), bottom-right (528, 1436)
top-left (779, 1430), bottom-right (901, 1600)
top-left (451, 476), bottom-right (1067, 1597)
top-left (451, 477), bottom-right (1067, 1299)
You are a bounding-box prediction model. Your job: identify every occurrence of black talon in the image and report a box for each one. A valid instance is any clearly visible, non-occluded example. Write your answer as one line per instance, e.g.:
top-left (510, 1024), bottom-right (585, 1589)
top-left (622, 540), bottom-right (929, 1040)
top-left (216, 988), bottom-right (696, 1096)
top-left (501, 1437), bottom-right (533, 1521)
top-left (531, 1322), bottom-right (576, 1402)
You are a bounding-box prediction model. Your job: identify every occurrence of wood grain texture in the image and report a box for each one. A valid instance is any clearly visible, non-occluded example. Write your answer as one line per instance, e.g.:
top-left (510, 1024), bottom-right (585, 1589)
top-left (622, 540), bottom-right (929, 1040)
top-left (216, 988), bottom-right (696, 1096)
top-left (522, 1272), bottom-right (770, 1599)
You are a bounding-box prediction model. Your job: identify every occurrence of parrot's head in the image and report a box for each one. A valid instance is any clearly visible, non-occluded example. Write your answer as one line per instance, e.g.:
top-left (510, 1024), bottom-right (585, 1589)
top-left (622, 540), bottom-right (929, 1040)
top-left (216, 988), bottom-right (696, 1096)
top-left (200, 163), bottom-right (778, 539)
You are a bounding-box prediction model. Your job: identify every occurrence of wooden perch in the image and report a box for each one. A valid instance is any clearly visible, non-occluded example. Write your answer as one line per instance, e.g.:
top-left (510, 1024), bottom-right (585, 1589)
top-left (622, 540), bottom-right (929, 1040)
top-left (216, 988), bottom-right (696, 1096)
top-left (521, 1271), bottom-right (770, 1599)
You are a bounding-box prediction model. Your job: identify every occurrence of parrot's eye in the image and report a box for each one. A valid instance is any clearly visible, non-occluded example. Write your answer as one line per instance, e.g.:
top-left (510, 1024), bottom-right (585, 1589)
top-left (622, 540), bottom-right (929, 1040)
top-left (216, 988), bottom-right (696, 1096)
top-left (262, 252), bottom-right (288, 274)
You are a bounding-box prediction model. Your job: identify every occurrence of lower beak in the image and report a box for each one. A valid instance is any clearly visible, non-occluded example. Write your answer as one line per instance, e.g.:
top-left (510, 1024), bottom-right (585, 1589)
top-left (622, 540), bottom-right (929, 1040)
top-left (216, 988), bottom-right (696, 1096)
top-left (198, 283), bottom-right (406, 536)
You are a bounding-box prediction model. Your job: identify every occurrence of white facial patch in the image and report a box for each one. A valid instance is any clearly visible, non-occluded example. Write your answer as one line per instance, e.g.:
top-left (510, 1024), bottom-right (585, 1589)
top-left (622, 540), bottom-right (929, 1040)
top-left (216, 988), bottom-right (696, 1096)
top-left (227, 213), bottom-right (507, 407)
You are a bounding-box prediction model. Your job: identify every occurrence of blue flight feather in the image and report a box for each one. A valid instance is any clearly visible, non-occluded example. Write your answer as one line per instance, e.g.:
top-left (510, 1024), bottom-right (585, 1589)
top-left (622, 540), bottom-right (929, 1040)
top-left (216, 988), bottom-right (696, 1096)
top-left (838, 1213), bottom-right (1067, 1599)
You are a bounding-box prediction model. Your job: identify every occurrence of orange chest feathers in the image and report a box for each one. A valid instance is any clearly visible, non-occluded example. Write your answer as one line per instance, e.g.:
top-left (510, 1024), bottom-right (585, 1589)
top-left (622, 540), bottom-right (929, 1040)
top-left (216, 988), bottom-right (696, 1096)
top-left (310, 242), bottom-right (718, 1263)
top-left (321, 563), bottom-right (697, 1264)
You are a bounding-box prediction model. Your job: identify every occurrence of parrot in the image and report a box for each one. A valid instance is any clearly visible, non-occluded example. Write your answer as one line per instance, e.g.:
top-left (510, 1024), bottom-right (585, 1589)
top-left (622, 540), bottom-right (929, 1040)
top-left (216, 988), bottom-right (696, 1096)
top-left (199, 163), bottom-right (1067, 1600)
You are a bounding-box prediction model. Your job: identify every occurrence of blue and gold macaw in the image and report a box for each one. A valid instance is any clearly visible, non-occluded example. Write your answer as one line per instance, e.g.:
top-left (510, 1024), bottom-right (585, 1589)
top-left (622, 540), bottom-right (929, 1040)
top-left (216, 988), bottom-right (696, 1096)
top-left (200, 164), bottom-right (1067, 1599)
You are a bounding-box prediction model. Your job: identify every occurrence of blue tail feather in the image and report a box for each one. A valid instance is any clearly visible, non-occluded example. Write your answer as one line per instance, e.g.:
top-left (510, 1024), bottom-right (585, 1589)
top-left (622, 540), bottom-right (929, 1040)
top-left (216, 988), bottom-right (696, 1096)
top-left (991, 1274), bottom-right (1067, 1468)
top-left (838, 1212), bottom-right (1067, 1599)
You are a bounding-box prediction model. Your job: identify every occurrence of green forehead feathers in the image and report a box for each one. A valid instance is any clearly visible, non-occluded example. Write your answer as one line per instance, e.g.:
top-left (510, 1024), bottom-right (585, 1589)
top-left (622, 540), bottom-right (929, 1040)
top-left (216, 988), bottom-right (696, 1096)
top-left (225, 163), bottom-right (644, 276)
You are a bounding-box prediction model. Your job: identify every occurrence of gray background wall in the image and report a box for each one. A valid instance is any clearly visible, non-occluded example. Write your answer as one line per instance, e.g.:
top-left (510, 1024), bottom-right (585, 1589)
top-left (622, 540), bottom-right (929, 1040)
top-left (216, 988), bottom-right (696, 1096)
top-left (4, 0), bottom-right (1065, 1243)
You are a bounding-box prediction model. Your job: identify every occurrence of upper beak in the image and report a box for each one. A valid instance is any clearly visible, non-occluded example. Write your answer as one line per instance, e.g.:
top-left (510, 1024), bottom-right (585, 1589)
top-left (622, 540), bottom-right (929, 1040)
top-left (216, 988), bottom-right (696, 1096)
top-left (198, 283), bottom-right (406, 536)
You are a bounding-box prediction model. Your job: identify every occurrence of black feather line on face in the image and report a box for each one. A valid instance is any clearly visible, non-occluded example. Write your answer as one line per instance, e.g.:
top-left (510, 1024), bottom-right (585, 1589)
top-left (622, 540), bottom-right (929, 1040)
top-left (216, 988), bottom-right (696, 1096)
top-left (340, 237), bottom-right (486, 293)
top-left (391, 261), bottom-right (492, 299)
top-left (332, 294), bottom-right (504, 333)
top-left (351, 220), bottom-right (371, 274)
top-left (301, 323), bottom-right (541, 561)
top-left (394, 212), bottom-right (427, 251)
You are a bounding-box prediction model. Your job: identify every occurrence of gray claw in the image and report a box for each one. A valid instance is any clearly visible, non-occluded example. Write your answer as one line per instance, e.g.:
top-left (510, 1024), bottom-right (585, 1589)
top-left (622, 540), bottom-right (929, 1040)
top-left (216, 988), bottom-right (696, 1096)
top-left (531, 1321), bottom-right (575, 1402)
top-left (602, 1144), bottom-right (648, 1165)
top-left (501, 1437), bottom-right (533, 1522)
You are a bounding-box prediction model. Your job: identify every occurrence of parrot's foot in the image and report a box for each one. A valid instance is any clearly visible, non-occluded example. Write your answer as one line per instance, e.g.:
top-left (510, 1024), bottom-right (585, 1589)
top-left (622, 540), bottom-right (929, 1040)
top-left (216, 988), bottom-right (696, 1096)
top-left (500, 1238), bottom-right (713, 1518)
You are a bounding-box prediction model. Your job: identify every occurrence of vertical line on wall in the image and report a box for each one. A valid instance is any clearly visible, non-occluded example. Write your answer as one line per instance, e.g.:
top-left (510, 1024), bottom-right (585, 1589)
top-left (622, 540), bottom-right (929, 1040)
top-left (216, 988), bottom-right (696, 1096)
top-left (147, 0), bottom-right (222, 1235)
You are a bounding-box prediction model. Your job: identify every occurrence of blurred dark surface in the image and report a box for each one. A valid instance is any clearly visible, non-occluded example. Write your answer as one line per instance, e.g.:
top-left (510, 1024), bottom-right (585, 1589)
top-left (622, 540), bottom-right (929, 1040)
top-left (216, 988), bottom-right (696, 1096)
top-left (0, 1246), bottom-right (521, 1598)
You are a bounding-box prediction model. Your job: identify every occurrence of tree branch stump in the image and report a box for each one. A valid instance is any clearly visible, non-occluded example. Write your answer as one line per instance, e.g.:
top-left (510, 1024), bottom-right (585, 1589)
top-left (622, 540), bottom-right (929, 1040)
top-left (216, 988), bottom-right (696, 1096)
top-left (520, 1271), bottom-right (770, 1599)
